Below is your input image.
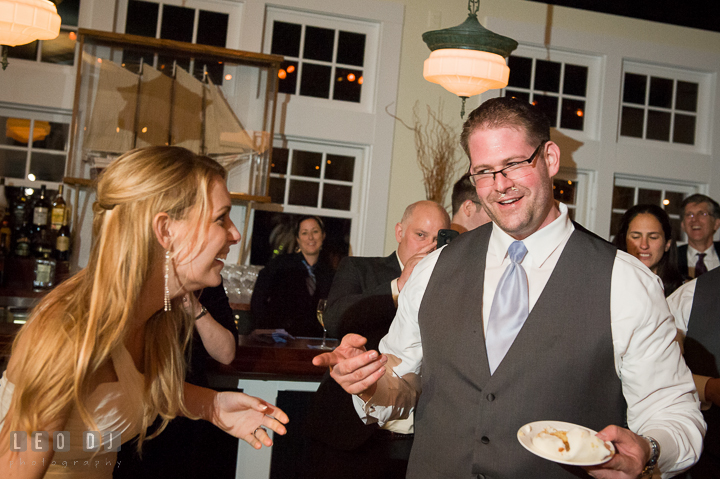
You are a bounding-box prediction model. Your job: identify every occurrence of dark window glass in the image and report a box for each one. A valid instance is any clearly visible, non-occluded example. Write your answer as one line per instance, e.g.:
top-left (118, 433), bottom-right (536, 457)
top-left (532, 94), bottom-right (558, 126)
top-left (670, 217), bottom-right (682, 242)
top-left (620, 106), bottom-right (644, 138)
top-left (638, 188), bottom-right (662, 205)
top-left (41, 29), bottom-right (76, 65)
top-left (303, 26), bottom-right (334, 62)
top-left (157, 55), bottom-right (190, 76)
top-left (534, 60), bottom-right (561, 93)
top-left (193, 61), bottom-right (223, 85)
top-left (336, 31), bottom-right (365, 66)
top-left (325, 154), bottom-right (354, 181)
top-left (333, 67), bottom-right (362, 103)
top-left (623, 73), bottom-right (646, 105)
top-left (197, 11), bottom-right (228, 48)
top-left (507, 56), bottom-right (532, 89)
top-left (122, 49), bottom-right (153, 74)
top-left (57, 0), bottom-right (80, 27)
top-left (32, 122), bottom-right (69, 151)
top-left (612, 185), bottom-right (635, 210)
top-left (271, 21), bottom-right (301, 58)
top-left (646, 110), bottom-right (671, 141)
top-left (664, 191), bottom-right (685, 216)
top-left (563, 64), bottom-right (588, 97)
top-left (567, 208), bottom-right (576, 222)
top-left (0, 149), bottom-right (27, 178)
top-left (161, 5), bottom-right (194, 43)
top-left (126, 0), bottom-right (159, 37)
top-left (7, 41), bottom-right (37, 61)
top-left (553, 178), bottom-right (576, 204)
top-left (560, 98), bottom-right (585, 130)
top-left (29, 153), bottom-right (66, 182)
top-left (292, 150), bottom-right (322, 178)
top-left (269, 177), bottom-right (286, 203)
top-left (277, 60), bottom-right (299, 95)
top-left (300, 63), bottom-right (332, 98)
top-left (675, 81), bottom-right (698, 112)
top-left (673, 114), bottom-right (696, 145)
top-left (610, 211), bottom-right (624, 237)
top-left (505, 90), bottom-right (530, 102)
top-left (288, 180), bottom-right (319, 207)
top-left (322, 184), bottom-right (352, 210)
top-left (649, 77), bottom-right (673, 109)
top-left (271, 147), bottom-right (289, 174)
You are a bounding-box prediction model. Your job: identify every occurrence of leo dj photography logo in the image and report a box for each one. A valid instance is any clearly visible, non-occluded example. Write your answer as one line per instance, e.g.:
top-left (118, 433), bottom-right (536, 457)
top-left (10, 431), bottom-right (122, 453)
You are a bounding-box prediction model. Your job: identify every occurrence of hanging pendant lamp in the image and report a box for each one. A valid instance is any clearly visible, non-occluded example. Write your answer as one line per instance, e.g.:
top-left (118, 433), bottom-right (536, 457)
top-left (422, 0), bottom-right (518, 117)
top-left (0, 0), bottom-right (61, 69)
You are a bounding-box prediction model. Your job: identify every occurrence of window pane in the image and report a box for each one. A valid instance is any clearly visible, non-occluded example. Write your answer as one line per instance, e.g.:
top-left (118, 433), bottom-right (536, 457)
top-left (325, 154), bottom-right (354, 181)
top-left (563, 64), bottom-right (587, 97)
top-left (291, 150), bottom-right (322, 178)
top-left (269, 177), bottom-right (285, 203)
top-left (560, 98), bottom-right (585, 130)
top-left (7, 41), bottom-right (37, 61)
top-left (333, 67), bottom-right (362, 103)
top-left (532, 94), bottom-right (558, 126)
top-left (271, 21), bottom-right (301, 58)
top-left (620, 106), bottom-right (644, 138)
top-left (505, 90), bottom-right (530, 102)
top-left (612, 185), bottom-right (634, 210)
top-left (649, 77), bottom-right (673, 109)
top-left (507, 56), bottom-right (532, 89)
top-left (567, 208), bottom-right (576, 222)
top-left (322, 184), bottom-right (352, 210)
top-left (32, 122), bottom-right (69, 151)
top-left (0, 149), bottom-right (27, 178)
top-left (638, 188), bottom-right (661, 205)
top-left (534, 60), bottom-right (561, 93)
top-left (277, 61), bottom-right (298, 95)
top-left (41, 30), bottom-right (76, 65)
top-left (553, 178), bottom-right (577, 205)
top-left (57, 0), bottom-right (79, 27)
top-left (675, 81), bottom-right (698, 112)
top-left (158, 56), bottom-right (190, 76)
top-left (673, 114), bottom-right (696, 145)
top-left (664, 191), bottom-right (685, 216)
top-left (126, 0), bottom-right (159, 37)
top-left (670, 217), bottom-right (682, 242)
top-left (336, 31), bottom-right (365, 67)
top-left (303, 26), bottom-right (334, 62)
top-left (1, 117), bottom-right (29, 146)
top-left (646, 110), bottom-right (671, 141)
top-left (623, 73), bottom-right (646, 105)
top-left (197, 11), bottom-right (228, 48)
top-left (161, 5), bottom-right (194, 43)
top-left (271, 147), bottom-right (289, 174)
top-left (610, 212), bottom-right (624, 237)
top-left (29, 153), bottom-right (66, 182)
top-left (288, 180), bottom-right (319, 207)
top-left (122, 49), bottom-right (152, 74)
top-left (299, 63), bottom-right (331, 98)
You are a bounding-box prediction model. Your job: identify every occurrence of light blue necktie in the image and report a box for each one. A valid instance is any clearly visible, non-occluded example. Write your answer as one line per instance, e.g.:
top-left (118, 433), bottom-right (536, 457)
top-left (485, 240), bottom-right (529, 374)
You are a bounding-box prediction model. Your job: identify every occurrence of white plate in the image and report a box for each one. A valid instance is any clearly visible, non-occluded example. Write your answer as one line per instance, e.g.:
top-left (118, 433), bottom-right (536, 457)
top-left (517, 420), bottom-right (615, 467)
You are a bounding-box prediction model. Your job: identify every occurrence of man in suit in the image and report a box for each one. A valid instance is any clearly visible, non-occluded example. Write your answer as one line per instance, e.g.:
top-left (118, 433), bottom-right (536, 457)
top-left (450, 173), bottom-right (491, 234)
top-left (315, 97), bottom-right (704, 478)
top-left (303, 200), bottom-right (450, 479)
top-left (678, 194), bottom-right (720, 279)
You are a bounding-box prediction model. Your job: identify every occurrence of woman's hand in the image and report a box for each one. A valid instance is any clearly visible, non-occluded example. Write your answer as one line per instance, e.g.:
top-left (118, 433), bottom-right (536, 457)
top-left (212, 391), bottom-right (289, 449)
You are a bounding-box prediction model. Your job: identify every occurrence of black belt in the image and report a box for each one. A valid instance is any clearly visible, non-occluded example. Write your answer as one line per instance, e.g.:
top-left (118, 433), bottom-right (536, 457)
top-left (374, 429), bottom-right (414, 440)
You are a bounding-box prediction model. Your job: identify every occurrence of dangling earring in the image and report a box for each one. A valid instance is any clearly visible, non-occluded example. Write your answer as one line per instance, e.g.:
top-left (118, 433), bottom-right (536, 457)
top-left (164, 250), bottom-right (171, 312)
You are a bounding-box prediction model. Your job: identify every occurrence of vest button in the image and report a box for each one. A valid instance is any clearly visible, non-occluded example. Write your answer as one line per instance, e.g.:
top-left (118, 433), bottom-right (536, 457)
top-left (486, 393), bottom-right (495, 401)
top-left (481, 436), bottom-right (490, 444)
top-left (476, 475), bottom-right (486, 479)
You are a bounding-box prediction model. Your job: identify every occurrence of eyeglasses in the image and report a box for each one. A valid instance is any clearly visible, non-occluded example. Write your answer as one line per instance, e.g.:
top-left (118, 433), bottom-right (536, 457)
top-left (683, 211), bottom-right (712, 220)
top-left (468, 141), bottom-right (547, 188)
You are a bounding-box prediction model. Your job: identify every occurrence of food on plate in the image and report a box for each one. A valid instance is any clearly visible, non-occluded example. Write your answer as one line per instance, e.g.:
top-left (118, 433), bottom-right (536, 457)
top-left (531, 426), bottom-right (613, 463)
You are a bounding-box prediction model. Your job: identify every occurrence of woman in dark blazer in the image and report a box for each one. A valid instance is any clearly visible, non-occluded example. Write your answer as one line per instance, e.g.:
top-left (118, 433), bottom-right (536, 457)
top-left (251, 216), bottom-right (334, 337)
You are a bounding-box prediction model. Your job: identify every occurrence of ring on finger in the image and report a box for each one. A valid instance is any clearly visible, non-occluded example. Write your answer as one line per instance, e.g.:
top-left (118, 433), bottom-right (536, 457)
top-left (253, 426), bottom-right (267, 436)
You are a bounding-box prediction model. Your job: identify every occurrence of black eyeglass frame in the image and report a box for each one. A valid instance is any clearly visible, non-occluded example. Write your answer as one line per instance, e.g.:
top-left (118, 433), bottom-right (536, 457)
top-left (468, 140), bottom-right (548, 188)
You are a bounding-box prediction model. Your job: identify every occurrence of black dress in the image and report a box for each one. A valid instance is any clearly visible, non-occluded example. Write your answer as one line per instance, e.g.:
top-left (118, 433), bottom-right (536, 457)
top-left (251, 252), bottom-right (334, 337)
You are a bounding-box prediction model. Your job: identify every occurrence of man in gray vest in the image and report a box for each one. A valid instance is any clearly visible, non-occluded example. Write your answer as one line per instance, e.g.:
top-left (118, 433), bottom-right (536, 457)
top-left (314, 97), bottom-right (704, 478)
top-left (668, 267), bottom-right (720, 477)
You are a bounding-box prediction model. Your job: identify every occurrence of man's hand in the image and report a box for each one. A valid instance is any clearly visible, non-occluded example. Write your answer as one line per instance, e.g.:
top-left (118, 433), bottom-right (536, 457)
top-left (585, 426), bottom-right (651, 479)
top-left (705, 377), bottom-right (720, 406)
top-left (312, 333), bottom-right (388, 396)
top-left (212, 392), bottom-right (289, 450)
top-left (397, 242), bottom-right (437, 291)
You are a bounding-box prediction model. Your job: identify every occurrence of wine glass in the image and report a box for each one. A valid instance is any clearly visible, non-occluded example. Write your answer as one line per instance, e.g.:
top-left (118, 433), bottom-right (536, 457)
top-left (310, 299), bottom-right (333, 350)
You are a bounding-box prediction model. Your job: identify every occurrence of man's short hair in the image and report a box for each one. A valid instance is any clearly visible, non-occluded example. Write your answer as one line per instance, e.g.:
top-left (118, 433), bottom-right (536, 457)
top-left (681, 194), bottom-right (720, 219)
top-left (460, 96), bottom-right (551, 161)
top-left (452, 173), bottom-right (480, 215)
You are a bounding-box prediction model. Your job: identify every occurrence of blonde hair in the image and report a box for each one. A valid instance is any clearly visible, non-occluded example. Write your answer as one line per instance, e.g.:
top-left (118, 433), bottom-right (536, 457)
top-left (1, 146), bottom-right (226, 452)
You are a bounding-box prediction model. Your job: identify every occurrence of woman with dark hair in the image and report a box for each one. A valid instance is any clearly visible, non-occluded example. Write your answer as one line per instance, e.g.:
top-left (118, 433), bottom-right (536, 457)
top-left (613, 204), bottom-right (684, 296)
top-left (251, 215), bottom-right (335, 337)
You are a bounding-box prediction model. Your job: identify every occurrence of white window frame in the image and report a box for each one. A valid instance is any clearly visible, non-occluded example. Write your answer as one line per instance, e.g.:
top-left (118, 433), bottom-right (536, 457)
top-left (619, 61), bottom-right (712, 153)
top-left (554, 167), bottom-right (595, 229)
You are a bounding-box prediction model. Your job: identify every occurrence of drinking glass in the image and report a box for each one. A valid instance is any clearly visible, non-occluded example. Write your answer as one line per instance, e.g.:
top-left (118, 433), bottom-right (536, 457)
top-left (309, 299), bottom-right (333, 350)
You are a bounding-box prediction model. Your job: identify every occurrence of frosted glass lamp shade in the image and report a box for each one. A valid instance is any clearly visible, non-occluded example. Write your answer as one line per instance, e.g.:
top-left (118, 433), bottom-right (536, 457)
top-left (0, 0), bottom-right (61, 47)
top-left (423, 49), bottom-right (509, 98)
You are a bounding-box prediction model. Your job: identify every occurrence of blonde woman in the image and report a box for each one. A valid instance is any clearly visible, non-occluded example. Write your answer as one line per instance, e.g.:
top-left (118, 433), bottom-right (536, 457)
top-left (0, 147), bottom-right (288, 479)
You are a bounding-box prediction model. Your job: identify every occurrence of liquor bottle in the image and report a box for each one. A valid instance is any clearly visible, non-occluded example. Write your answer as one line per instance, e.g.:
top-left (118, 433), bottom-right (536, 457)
top-left (50, 184), bottom-right (67, 232)
top-left (13, 220), bottom-right (31, 257)
top-left (11, 187), bottom-right (28, 230)
top-left (33, 251), bottom-right (56, 290)
top-left (54, 210), bottom-right (71, 262)
top-left (32, 184), bottom-right (50, 231)
top-left (0, 211), bottom-right (11, 252)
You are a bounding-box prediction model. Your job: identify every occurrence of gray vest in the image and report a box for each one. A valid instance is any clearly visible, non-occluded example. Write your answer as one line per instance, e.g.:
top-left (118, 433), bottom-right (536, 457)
top-left (408, 223), bottom-right (625, 479)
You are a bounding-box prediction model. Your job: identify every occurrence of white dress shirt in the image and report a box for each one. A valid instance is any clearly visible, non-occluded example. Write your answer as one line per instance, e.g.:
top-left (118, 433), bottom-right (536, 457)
top-left (686, 244), bottom-right (720, 273)
top-left (354, 203), bottom-right (704, 477)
